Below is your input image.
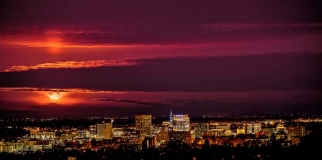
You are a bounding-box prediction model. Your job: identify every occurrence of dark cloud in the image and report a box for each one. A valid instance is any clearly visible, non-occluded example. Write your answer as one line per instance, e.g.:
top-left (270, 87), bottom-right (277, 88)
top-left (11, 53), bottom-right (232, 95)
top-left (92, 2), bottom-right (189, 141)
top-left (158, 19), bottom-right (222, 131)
top-left (95, 98), bottom-right (165, 107)
top-left (292, 96), bottom-right (305, 99)
top-left (0, 53), bottom-right (321, 92)
top-left (1, 24), bottom-right (322, 46)
top-left (166, 99), bottom-right (219, 106)
top-left (95, 98), bottom-right (220, 107)
top-left (1, 0), bottom-right (322, 26)
top-left (0, 98), bottom-right (321, 119)
top-left (1, 1), bottom-right (322, 46)
top-left (0, 100), bottom-right (161, 118)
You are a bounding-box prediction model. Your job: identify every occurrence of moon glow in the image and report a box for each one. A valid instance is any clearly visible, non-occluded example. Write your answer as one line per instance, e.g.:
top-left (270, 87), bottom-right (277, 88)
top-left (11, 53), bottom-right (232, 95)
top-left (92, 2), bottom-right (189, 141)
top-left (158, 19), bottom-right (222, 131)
top-left (47, 91), bottom-right (63, 100)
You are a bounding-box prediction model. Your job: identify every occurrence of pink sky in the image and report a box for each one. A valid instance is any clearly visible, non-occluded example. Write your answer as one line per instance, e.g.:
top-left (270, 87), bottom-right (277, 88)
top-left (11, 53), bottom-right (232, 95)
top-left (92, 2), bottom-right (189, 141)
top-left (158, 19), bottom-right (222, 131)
top-left (0, 0), bottom-right (321, 117)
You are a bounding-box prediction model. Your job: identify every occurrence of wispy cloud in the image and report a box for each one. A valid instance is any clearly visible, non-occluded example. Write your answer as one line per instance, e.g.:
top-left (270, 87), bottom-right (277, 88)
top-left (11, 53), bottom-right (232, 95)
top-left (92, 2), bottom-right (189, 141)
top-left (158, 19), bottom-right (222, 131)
top-left (3, 60), bottom-right (137, 72)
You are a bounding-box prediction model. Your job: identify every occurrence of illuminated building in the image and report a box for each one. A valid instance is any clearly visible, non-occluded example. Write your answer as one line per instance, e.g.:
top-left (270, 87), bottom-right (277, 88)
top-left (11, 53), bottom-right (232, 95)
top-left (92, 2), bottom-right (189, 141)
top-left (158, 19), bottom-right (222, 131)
top-left (273, 123), bottom-right (287, 140)
top-left (203, 131), bottom-right (217, 138)
top-left (224, 130), bottom-right (233, 136)
top-left (195, 123), bottom-right (226, 138)
top-left (291, 137), bottom-right (301, 145)
top-left (230, 124), bottom-right (244, 133)
top-left (237, 126), bottom-right (245, 134)
top-left (135, 115), bottom-right (152, 137)
top-left (30, 129), bottom-right (55, 140)
top-left (155, 121), bottom-right (170, 144)
top-left (173, 114), bottom-right (190, 132)
top-left (112, 128), bottom-right (124, 137)
top-left (195, 123), bottom-right (208, 138)
top-left (214, 124), bottom-right (229, 136)
top-left (276, 123), bottom-right (285, 132)
top-left (169, 110), bottom-right (173, 127)
top-left (261, 127), bottom-right (276, 138)
top-left (216, 124), bottom-right (230, 131)
top-left (261, 122), bottom-right (277, 137)
top-left (273, 131), bottom-right (287, 140)
top-left (0, 142), bottom-right (25, 153)
top-left (286, 126), bottom-right (305, 140)
top-left (68, 157), bottom-right (77, 160)
top-left (2, 145), bottom-right (13, 153)
top-left (162, 121), bottom-right (170, 131)
top-left (246, 123), bottom-right (261, 134)
top-left (96, 123), bottom-right (112, 140)
top-left (0, 141), bottom-right (3, 152)
top-left (77, 131), bottom-right (90, 138)
top-left (61, 132), bottom-right (76, 141)
top-left (169, 131), bottom-right (192, 143)
top-left (142, 137), bottom-right (155, 149)
top-left (156, 130), bottom-right (169, 143)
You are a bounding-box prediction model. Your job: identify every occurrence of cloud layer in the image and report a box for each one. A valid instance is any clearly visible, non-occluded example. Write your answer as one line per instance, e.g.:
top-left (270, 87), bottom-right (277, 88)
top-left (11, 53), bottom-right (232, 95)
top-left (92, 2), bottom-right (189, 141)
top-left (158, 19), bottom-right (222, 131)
top-left (1, 1), bottom-right (322, 47)
top-left (1, 53), bottom-right (321, 92)
top-left (1, 24), bottom-right (322, 47)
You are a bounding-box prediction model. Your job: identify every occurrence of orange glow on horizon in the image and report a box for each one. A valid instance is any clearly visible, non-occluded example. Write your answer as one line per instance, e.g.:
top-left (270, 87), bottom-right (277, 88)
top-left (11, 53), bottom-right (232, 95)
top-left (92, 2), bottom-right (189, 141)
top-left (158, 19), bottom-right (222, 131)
top-left (47, 38), bottom-right (63, 53)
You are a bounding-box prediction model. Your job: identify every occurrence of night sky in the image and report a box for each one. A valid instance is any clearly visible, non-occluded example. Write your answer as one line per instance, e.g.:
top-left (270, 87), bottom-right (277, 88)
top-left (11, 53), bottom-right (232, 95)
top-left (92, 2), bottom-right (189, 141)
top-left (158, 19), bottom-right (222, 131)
top-left (0, 0), bottom-right (321, 118)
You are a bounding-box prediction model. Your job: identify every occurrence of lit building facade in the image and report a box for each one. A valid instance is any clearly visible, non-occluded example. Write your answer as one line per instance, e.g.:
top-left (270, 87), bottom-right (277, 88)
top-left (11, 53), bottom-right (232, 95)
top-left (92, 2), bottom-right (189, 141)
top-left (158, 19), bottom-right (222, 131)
top-left (261, 122), bottom-right (277, 137)
top-left (276, 123), bottom-right (285, 132)
top-left (261, 127), bottom-right (276, 137)
top-left (30, 130), bottom-right (55, 140)
top-left (156, 130), bottom-right (168, 143)
top-left (246, 123), bottom-right (261, 134)
top-left (237, 126), bottom-right (245, 134)
top-left (195, 123), bottom-right (208, 138)
top-left (2, 145), bottom-right (14, 153)
top-left (216, 124), bottom-right (230, 131)
top-left (0, 142), bottom-right (25, 153)
top-left (135, 115), bottom-right (152, 137)
top-left (173, 114), bottom-right (190, 132)
top-left (96, 123), bottom-right (112, 140)
top-left (287, 126), bottom-right (305, 140)
top-left (209, 124), bottom-right (225, 137)
top-left (112, 128), bottom-right (124, 137)
top-left (169, 110), bottom-right (173, 127)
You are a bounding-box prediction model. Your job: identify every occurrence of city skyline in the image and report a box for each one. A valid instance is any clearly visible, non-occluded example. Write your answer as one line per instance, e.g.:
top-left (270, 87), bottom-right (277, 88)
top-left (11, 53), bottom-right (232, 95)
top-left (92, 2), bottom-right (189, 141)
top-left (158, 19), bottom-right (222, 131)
top-left (0, 0), bottom-right (322, 118)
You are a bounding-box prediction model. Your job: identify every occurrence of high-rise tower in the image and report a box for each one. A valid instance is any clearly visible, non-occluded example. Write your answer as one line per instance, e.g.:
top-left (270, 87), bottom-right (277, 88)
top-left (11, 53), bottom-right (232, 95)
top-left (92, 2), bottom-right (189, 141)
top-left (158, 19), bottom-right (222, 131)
top-left (96, 123), bottom-right (112, 140)
top-left (169, 109), bottom-right (173, 127)
top-left (135, 115), bottom-right (152, 137)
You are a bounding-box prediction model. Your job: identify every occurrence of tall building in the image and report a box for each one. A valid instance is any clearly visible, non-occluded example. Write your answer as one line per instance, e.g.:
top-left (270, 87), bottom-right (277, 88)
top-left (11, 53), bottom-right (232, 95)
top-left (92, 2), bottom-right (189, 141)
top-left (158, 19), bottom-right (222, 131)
top-left (246, 123), bottom-right (261, 134)
top-left (287, 126), bottom-right (305, 140)
top-left (169, 109), bottom-right (173, 127)
top-left (135, 115), bottom-right (152, 137)
top-left (272, 123), bottom-right (287, 140)
top-left (173, 114), bottom-right (190, 132)
top-left (96, 123), bottom-right (112, 140)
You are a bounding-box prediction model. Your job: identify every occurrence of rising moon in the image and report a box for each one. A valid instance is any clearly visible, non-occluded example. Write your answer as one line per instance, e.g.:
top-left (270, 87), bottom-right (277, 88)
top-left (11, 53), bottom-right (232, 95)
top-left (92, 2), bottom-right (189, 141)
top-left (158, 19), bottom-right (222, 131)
top-left (47, 91), bottom-right (63, 100)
